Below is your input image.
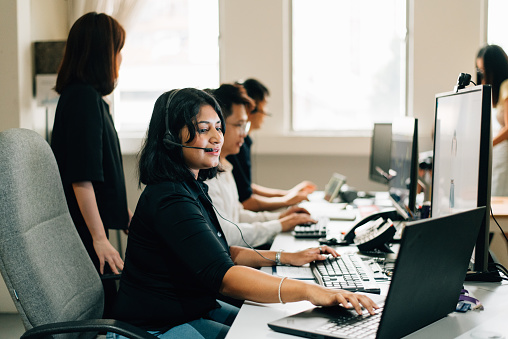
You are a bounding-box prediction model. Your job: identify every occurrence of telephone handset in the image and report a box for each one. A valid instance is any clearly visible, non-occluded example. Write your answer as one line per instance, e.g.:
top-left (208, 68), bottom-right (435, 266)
top-left (353, 217), bottom-right (396, 253)
top-left (343, 208), bottom-right (403, 253)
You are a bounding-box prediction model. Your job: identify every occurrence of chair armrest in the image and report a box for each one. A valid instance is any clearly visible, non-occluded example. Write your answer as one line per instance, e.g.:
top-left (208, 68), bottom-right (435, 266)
top-left (20, 319), bottom-right (158, 339)
top-left (100, 272), bottom-right (122, 281)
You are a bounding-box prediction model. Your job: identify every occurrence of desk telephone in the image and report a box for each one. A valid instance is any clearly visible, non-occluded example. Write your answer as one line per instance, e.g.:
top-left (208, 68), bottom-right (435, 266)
top-left (342, 209), bottom-right (404, 253)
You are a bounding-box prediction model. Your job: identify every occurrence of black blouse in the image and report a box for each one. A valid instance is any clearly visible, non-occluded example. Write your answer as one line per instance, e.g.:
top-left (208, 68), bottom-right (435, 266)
top-left (113, 179), bottom-right (234, 330)
top-left (51, 83), bottom-right (129, 266)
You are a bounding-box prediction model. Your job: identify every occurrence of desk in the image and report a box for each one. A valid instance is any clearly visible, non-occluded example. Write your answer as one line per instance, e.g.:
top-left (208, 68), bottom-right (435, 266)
top-left (226, 226), bottom-right (508, 338)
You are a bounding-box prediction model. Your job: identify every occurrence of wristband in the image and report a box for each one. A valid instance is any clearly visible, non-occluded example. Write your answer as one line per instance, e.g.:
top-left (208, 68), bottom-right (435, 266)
top-left (275, 249), bottom-right (284, 265)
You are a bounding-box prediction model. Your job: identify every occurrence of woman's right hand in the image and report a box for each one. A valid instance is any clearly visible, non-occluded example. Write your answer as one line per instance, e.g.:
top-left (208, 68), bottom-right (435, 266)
top-left (307, 284), bottom-right (379, 315)
top-left (281, 190), bottom-right (311, 206)
top-left (93, 238), bottom-right (124, 275)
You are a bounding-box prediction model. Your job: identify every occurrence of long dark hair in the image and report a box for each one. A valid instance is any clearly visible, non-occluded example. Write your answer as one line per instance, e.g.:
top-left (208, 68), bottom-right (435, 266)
top-left (55, 12), bottom-right (125, 96)
top-left (477, 44), bottom-right (508, 105)
top-left (138, 88), bottom-right (225, 186)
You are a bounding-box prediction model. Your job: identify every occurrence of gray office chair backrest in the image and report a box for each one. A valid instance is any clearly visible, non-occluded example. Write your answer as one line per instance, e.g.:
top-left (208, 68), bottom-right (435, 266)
top-left (0, 128), bottom-right (104, 338)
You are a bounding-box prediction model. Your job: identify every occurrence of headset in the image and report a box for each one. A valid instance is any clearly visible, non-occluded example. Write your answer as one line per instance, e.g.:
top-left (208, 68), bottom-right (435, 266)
top-left (163, 89), bottom-right (277, 264)
top-left (163, 89), bottom-right (213, 152)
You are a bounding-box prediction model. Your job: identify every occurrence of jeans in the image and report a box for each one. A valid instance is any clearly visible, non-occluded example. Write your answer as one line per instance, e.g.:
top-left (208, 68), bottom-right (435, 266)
top-left (106, 300), bottom-right (239, 339)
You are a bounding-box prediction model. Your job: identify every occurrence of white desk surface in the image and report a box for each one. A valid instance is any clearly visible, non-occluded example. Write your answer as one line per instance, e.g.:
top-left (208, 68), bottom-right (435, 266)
top-left (226, 199), bottom-right (508, 339)
top-left (226, 282), bottom-right (508, 339)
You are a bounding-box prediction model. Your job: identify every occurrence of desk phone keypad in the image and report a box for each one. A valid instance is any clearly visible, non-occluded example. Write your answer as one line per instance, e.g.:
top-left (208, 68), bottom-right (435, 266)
top-left (292, 218), bottom-right (328, 238)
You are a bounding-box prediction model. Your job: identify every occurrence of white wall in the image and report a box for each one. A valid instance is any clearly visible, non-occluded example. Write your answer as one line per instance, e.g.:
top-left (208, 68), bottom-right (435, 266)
top-left (0, 0), bottom-right (32, 132)
top-left (0, 0), bottom-right (491, 313)
top-left (0, 0), bottom-right (33, 314)
top-left (0, 0), bottom-right (68, 314)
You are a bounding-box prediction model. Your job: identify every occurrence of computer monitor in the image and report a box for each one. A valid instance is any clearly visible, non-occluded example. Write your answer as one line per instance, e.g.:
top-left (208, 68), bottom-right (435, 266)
top-left (369, 123), bottom-right (392, 184)
top-left (388, 117), bottom-right (418, 219)
top-left (431, 85), bottom-right (492, 274)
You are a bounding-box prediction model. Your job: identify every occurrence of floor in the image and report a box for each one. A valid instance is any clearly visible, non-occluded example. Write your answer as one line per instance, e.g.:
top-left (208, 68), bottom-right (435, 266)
top-left (0, 313), bottom-right (24, 339)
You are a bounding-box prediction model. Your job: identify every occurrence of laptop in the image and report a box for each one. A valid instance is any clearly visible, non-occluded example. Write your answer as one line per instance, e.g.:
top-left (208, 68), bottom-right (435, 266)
top-left (268, 207), bottom-right (485, 339)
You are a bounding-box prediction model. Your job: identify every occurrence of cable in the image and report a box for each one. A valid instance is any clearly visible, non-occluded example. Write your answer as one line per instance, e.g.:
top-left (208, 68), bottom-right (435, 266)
top-left (490, 206), bottom-right (508, 243)
top-left (475, 206), bottom-right (508, 280)
top-left (470, 80), bottom-right (477, 86)
top-left (488, 262), bottom-right (508, 280)
top-left (197, 182), bottom-right (278, 264)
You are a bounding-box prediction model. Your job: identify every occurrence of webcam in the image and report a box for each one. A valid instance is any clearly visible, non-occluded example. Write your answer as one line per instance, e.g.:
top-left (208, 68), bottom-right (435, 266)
top-left (454, 73), bottom-right (472, 92)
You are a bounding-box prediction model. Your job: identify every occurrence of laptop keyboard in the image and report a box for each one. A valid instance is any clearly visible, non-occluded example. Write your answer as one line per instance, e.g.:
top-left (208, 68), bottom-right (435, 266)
top-left (311, 253), bottom-right (381, 294)
top-left (316, 307), bottom-right (383, 338)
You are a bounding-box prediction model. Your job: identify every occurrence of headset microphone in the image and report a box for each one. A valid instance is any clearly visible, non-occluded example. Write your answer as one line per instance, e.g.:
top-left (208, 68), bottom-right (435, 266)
top-left (163, 138), bottom-right (214, 152)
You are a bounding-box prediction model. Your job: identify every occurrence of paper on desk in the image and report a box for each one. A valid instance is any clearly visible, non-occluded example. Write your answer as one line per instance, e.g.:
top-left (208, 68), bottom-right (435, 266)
top-left (273, 265), bottom-right (314, 279)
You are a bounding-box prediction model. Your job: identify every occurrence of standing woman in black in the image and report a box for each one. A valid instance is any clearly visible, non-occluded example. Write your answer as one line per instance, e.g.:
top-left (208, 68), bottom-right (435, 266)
top-left (51, 12), bottom-right (130, 317)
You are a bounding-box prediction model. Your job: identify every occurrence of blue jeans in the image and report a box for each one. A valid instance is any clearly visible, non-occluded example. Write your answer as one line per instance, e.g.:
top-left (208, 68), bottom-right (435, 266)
top-left (106, 300), bottom-right (239, 339)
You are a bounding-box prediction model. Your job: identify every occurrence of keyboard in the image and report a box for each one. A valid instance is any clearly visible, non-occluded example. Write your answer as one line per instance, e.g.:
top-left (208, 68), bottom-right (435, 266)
top-left (292, 218), bottom-right (328, 238)
top-left (311, 253), bottom-right (381, 294)
top-left (316, 307), bottom-right (383, 339)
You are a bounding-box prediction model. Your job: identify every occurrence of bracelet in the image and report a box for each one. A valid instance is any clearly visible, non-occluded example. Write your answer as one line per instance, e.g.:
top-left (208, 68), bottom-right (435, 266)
top-left (275, 249), bottom-right (284, 265)
top-left (278, 276), bottom-right (287, 304)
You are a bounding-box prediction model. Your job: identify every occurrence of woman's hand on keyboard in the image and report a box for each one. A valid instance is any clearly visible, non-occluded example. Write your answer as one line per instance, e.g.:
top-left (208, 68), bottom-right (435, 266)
top-left (282, 245), bottom-right (339, 266)
top-left (279, 205), bottom-right (311, 217)
top-left (307, 285), bottom-right (380, 315)
top-left (279, 213), bottom-right (317, 232)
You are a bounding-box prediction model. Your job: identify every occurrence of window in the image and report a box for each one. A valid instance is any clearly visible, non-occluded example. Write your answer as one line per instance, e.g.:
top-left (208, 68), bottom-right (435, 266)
top-left (488, 0), bottom-right (508, 49)
top-left (115, 0), bottom-right (219, 135)
top-left (291, 0), bottom-right (407, 132)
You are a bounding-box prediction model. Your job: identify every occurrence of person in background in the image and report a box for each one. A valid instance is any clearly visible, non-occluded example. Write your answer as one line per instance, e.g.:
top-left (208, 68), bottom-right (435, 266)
top-left (206, 84), bottom-right (317, 248)
top-left (477, 44), bottom-right (508, 196)
top-left (108, 88), bottom-right (378, 339)
top-left (227, 78), bottom-right (317, 212)
top-left (51, 12), bottom-right (131, 317)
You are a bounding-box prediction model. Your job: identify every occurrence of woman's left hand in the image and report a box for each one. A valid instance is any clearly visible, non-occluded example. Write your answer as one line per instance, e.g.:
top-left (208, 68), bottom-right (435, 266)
top-left (279, 205), bottom-right (311, 218)
top-left (283, 245), bottom-right (339, 266)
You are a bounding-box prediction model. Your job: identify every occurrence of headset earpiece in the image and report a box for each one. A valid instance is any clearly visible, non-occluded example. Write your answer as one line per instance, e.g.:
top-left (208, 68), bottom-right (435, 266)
top-left (163, 131), bottom-right (175, 150)
top-left (163, 89), bottom-right (181, 150)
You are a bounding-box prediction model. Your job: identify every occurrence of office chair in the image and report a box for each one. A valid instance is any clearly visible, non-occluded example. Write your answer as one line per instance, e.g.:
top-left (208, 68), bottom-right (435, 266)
top-left (0, 128), bottom-right (155, 339)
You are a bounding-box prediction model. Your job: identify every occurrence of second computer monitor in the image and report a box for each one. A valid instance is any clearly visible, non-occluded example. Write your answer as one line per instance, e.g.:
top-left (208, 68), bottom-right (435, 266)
top-left (369, 123), bottom-right (392, 184)
top-left (389, 117), bottom-right (418, 218)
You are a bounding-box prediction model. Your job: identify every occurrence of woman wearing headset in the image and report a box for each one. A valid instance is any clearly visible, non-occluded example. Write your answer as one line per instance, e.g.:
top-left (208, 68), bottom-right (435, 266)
top-left (108, 88), bottom-right (378, 339)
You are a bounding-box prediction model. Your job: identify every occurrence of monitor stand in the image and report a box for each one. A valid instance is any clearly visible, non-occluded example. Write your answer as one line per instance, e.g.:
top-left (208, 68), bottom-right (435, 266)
top-left (464, 250), bottom-right (502, 282)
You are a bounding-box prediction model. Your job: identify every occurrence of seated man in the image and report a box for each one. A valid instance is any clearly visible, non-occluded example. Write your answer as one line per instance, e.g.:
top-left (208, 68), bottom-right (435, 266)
top-left (205, 84), bottom-right (316, 247)
top-left (228, 78), bottom-right (317, 212)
